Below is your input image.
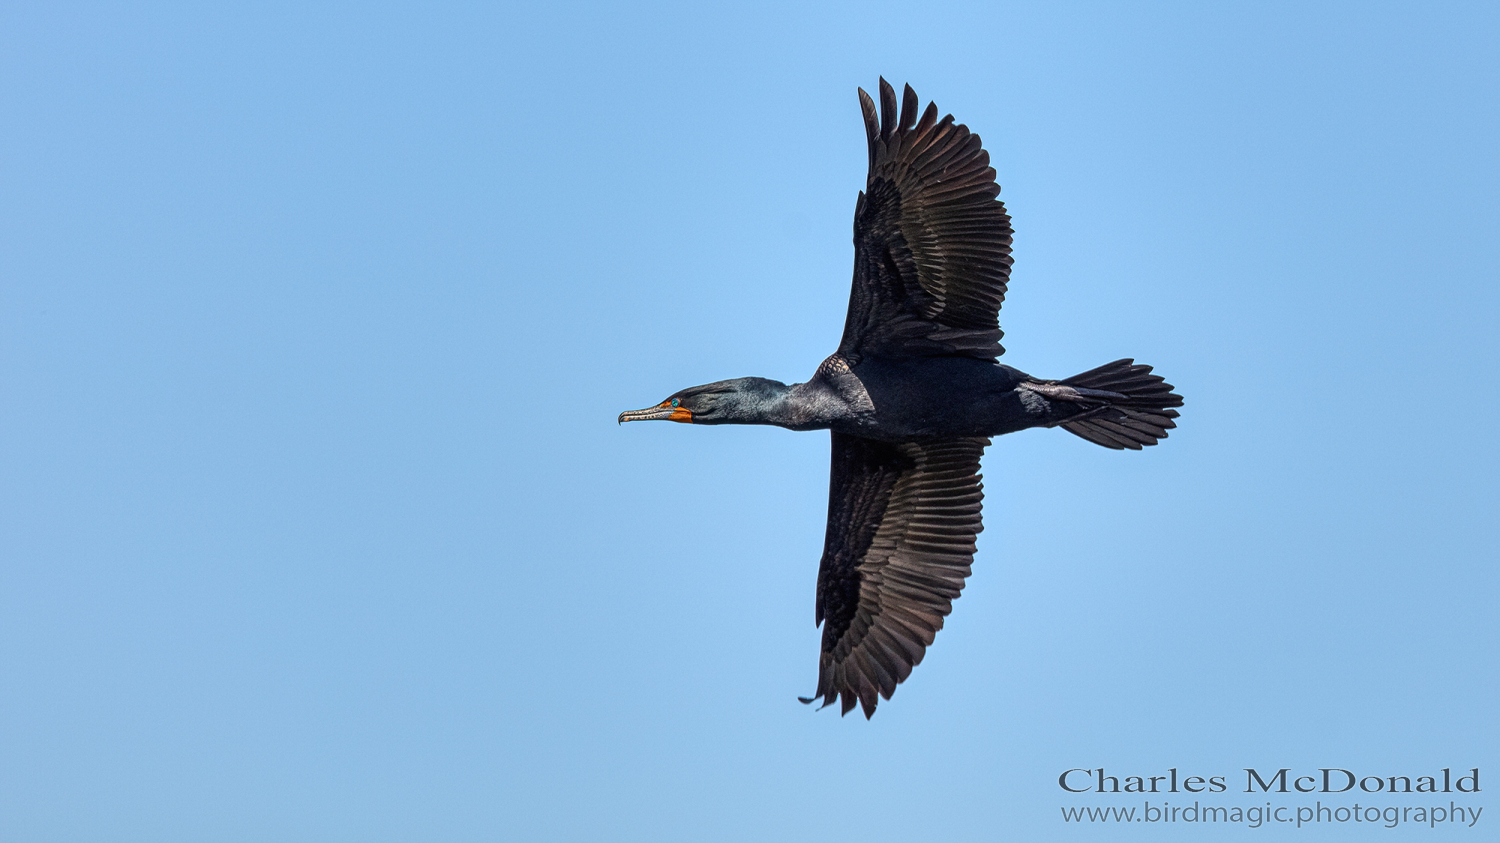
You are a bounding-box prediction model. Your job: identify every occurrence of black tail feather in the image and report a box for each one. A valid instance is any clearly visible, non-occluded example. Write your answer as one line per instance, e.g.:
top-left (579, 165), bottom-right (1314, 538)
top-left (1058, 359), bottom-right (1182, 450)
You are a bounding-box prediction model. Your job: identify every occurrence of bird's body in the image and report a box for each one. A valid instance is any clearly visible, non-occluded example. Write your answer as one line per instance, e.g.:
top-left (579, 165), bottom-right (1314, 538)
top-left (683, 356), bottom-right (1043, 439)
top-left (620, 80), bottom-right (1183, 718)
top-left (828, 355), bottom-right (1040, 440)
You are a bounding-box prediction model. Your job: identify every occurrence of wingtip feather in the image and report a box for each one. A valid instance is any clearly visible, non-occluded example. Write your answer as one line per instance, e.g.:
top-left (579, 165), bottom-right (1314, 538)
top-left (878, 78), bottom-right (898, 142)
top-left (857, 87), bottom-right (878, 170)
top-left (900, 83), bottom-right (919, 130)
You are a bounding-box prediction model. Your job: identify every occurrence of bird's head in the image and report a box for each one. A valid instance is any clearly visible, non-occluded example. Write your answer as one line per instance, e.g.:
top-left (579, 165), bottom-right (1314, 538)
top-left (617, 377), bottom-right (789, 426)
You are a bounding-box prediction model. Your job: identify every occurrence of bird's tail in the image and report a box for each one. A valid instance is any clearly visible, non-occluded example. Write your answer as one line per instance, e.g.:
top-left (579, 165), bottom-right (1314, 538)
top-left (1052, 359), bottom-right (1183, 450)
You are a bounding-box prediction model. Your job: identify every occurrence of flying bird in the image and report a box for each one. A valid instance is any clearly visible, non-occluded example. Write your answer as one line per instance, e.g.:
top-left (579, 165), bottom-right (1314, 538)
top-left (619, 79), bottom-right (1182, 718)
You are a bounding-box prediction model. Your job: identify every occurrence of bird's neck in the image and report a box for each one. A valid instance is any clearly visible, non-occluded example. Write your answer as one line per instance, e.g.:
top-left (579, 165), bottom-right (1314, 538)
top-left (741, 380), bottom-right (845, 430)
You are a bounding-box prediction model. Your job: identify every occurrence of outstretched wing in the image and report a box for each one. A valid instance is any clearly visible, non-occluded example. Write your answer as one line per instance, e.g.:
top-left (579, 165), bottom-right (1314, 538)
top-left (805, 433), bottom-right (989, 718)
top-left (839, 79), bottom-right (1015, 362)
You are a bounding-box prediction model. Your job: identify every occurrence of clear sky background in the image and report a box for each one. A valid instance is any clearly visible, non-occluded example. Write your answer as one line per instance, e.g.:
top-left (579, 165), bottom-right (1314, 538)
top-left (3, 2), bottom-right (1496, 841)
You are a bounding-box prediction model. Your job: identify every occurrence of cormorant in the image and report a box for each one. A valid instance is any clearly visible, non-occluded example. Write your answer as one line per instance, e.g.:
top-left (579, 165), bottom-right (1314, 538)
top-left (619, 79), bottom-right (1182, 718)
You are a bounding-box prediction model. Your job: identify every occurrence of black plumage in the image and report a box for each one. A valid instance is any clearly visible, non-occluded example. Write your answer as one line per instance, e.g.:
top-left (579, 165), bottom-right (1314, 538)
top-left (619, 79), bottom-right (1183, 718)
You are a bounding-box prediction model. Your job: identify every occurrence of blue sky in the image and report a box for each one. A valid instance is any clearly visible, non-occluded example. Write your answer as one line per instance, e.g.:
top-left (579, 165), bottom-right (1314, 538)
top-left (2, 2), bottom-right (1496, 840)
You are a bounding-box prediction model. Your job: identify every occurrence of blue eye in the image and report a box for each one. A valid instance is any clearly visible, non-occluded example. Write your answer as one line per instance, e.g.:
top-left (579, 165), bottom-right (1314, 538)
top-left (671, 398), bottom-right (680, 408)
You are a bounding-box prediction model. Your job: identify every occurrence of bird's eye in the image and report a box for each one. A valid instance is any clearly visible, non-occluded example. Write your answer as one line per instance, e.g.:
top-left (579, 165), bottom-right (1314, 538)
top-left (671, 398), bottom-right (681, 408)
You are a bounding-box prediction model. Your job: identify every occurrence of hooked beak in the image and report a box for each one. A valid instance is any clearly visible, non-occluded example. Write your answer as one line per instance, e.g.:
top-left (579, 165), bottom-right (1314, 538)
top-left (618, 402), bottom-right (693, 424)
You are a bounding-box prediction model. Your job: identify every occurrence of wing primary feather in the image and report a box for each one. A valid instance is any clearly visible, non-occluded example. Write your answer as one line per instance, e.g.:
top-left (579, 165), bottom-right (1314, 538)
top-left (878, 77), bottom-right (898, 142)
top-left (858, 88), bottom-right (879, 172)
top-left (841, 686), bottom-right (858, 716)
top-left (900, 84), bottom-right (919, 130)
top-left (915, 101), bottom-right (939, 137)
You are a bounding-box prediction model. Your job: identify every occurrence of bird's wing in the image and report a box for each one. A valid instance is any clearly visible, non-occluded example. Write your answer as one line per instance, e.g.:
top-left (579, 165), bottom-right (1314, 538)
top-left (839, 79), bottom-right (1014, 362)
top-left (805, 433), bottom-right (989, 718)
